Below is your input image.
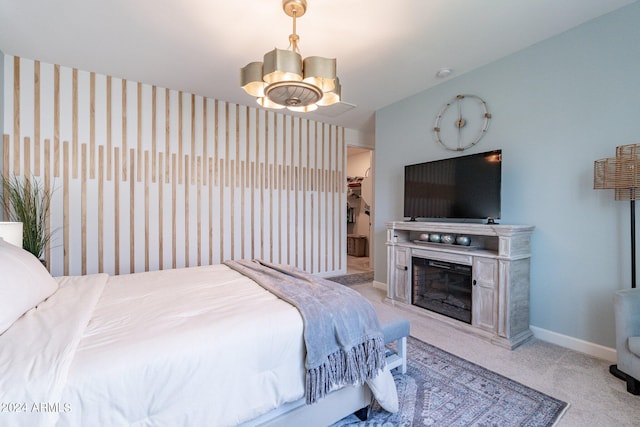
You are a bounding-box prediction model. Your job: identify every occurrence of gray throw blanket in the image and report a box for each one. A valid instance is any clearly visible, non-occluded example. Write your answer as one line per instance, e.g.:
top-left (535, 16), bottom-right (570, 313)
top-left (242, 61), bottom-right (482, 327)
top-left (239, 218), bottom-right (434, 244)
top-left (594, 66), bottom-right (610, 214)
top-left (224, 259), bottom-right (386, 404)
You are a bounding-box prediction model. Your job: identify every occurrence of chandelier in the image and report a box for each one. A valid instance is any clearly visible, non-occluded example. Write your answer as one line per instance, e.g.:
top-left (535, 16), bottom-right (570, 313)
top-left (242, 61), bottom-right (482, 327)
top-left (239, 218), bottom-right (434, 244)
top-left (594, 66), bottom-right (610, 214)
top-left (240, 0), bottom-right (341, 113)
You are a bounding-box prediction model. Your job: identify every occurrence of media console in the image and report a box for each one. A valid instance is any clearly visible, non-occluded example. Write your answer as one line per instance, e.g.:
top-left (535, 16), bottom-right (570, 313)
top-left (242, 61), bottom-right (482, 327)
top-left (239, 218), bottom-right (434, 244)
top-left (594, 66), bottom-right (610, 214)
top-left (386, 221), bottom-right (535, 349)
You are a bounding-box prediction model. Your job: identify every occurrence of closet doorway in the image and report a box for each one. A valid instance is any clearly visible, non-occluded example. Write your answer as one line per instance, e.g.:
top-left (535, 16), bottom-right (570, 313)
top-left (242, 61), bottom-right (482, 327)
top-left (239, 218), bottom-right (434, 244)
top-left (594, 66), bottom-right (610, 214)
top-left (346, 146), bottom-right (373, 274)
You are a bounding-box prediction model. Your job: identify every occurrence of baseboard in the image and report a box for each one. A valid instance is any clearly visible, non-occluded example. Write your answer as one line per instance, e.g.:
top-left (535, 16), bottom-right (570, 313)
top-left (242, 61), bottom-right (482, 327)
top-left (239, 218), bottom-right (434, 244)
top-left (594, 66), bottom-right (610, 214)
top-left (369, 282), bottom-right (616, 362)
top-left (530, 325), bottom-right (616, 363)
top-left (372, 280), bottom-right (386, 291)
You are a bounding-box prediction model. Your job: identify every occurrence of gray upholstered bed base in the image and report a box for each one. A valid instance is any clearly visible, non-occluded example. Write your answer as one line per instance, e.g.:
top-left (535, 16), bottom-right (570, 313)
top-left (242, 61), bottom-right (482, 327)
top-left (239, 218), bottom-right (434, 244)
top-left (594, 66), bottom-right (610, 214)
top-left (240, 314), bottom-right (409, 426)
top-left (240, 383), bottom-right (372, 427)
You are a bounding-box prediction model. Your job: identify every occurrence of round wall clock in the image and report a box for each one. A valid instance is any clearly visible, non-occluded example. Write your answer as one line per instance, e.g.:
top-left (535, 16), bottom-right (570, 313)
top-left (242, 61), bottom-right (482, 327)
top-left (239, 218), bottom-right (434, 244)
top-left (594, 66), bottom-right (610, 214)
top-left (433, 94), bottom-right (491, 151)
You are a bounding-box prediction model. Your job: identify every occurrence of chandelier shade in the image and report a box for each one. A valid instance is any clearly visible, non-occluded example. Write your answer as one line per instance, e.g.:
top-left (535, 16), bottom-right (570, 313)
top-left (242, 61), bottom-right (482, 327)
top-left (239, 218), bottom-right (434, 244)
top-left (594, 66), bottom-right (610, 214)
top-left (239, 0), bottom-right (341, 112)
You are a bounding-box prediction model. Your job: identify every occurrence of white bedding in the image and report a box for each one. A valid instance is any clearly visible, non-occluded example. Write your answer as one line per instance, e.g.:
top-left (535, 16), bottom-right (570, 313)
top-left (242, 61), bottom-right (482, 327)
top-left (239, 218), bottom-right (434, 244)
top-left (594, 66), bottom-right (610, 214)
top-left (0, 264), bottom-right (396, 426)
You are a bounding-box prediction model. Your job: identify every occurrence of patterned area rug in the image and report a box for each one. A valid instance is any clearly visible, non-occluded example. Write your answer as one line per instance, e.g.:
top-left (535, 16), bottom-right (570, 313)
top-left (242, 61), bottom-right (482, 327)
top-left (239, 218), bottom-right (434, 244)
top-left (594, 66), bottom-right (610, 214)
top-left (326, 271), bottom-right (374, 286)
top-left (332, 336), bottom-right (568, 427)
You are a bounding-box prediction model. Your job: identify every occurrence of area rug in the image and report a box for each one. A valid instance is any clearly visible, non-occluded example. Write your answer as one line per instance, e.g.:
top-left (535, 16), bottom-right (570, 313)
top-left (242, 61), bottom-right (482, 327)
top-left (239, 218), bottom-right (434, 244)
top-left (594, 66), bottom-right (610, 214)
top-left (327, 271), bottom-right (374, 286)
top-left (331, 336), bottom-right (568, 427)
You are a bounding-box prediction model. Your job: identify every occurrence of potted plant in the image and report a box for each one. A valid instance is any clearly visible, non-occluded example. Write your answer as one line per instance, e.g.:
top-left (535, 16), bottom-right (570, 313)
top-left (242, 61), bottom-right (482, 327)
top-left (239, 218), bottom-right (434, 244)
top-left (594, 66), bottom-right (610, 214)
top-left (0, 175), bottom-right (54, 263)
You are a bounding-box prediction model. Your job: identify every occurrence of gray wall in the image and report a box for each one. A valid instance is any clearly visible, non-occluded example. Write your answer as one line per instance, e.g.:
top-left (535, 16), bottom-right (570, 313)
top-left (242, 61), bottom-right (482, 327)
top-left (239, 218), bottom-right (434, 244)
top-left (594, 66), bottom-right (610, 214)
top-left (374, 3), bottom-right (640, 348)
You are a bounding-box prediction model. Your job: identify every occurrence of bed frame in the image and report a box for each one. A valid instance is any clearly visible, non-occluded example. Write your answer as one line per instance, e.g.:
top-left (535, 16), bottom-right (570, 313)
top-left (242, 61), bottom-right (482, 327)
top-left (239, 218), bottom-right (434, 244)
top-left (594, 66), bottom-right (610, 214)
top-left (240, 383), bottom-right (372, 426)
top-left (241, 314), bottom-right (410, 426)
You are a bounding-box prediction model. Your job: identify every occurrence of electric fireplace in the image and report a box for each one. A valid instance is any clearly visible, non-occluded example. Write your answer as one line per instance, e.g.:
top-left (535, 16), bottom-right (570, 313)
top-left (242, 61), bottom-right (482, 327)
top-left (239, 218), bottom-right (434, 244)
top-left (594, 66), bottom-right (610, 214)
top-left (411, 257), bottom-right (472, 324)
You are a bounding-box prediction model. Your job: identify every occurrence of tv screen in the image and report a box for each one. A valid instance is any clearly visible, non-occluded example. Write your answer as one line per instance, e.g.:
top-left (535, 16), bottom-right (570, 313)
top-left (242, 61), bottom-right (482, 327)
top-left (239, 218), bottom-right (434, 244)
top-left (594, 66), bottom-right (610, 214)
top-left (403, 150), bottom-right (502, 221)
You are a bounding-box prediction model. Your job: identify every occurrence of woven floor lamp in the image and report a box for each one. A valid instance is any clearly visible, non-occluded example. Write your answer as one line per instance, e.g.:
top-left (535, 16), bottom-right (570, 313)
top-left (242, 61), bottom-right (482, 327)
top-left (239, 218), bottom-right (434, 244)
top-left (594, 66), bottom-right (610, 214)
top-left (594, 143), bottom-right (640, 386)
top-left (594, 143), bottom-right (640, 289)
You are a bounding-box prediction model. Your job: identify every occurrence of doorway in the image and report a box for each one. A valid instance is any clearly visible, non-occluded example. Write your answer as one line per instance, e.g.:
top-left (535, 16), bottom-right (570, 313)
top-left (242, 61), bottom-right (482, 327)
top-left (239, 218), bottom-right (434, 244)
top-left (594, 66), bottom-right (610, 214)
top-left (346, 146), bottom-right (373, 274)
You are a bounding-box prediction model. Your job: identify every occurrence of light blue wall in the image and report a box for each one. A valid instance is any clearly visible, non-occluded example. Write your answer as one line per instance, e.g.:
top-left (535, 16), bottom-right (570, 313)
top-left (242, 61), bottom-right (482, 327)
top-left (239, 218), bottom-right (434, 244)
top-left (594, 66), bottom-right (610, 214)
top-left (374, 2), bottom-right (640, 348)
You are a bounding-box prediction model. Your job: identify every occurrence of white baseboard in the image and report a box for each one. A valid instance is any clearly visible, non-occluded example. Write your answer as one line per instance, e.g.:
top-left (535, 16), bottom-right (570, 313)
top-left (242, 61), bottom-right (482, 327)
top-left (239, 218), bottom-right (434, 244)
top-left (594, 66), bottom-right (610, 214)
top-left (530, 325), bottom-right (616, 363)
top-left (369, 281), bottom-right (617, 362)
top-left (372, 280), bottom-right (386, 291)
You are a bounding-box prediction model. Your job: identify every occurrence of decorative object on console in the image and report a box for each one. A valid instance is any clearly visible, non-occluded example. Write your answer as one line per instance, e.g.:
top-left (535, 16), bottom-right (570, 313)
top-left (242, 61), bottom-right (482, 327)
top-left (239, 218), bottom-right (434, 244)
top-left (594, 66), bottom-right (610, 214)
top-left (440, 234), bottom-right (455, 244)
top-left (428, 233), bottom-right (441, 243)
top-left (433, 94), bottom-right (491, 151)
top-left (419, 233), bottom-right (429, 241)
top-left (0, 222), bottom-right (23, 247)
top-left (240, 0), bottom-right (341, 112)
top-left (455, 235), bottom-right (471, 246)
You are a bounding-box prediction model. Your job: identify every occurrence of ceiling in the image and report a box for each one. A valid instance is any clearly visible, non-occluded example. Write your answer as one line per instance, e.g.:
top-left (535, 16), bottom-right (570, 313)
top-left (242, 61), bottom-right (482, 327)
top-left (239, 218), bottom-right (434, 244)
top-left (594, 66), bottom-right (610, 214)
top-left (0, 0), bottom-right (636, 133)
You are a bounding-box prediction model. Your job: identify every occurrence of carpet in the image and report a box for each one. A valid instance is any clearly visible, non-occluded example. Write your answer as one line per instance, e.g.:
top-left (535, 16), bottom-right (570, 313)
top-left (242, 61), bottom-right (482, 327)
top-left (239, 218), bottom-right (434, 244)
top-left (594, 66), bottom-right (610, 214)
top-left (331, 336), bottom-right (568, 427)
top-left (327, 271), bottom-right (374, 286)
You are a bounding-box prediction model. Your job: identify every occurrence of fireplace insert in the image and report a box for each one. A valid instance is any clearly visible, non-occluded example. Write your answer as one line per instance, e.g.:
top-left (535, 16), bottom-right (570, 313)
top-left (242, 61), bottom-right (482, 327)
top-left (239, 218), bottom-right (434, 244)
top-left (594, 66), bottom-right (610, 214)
top-left (412, 257), bottom-right (472, 324)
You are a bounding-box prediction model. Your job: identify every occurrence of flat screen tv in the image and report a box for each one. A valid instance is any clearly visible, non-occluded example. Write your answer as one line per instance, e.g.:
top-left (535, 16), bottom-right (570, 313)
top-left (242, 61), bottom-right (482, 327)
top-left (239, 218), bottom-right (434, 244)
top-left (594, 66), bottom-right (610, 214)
top-left (403, 150), bottom-right (502, 222)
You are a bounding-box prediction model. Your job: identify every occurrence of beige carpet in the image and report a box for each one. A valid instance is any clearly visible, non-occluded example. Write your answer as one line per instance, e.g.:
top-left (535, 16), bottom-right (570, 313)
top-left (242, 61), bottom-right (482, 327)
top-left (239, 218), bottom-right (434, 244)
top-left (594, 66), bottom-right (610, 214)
top-left (350, 283), bottom-right (640, 427)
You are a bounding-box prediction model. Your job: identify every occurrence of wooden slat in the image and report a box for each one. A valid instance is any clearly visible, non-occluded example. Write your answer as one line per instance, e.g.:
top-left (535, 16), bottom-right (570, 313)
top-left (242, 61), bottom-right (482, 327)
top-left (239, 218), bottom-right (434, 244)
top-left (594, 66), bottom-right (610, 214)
top-left (165, 88), bottom-right (170, 183)
top-left (90, 72), bottom-right (96, 179)
top-left (230, 159), bottom-right (235, 259)
top-left (2, 135), bottom-right (9, 219)
top-left (158, 152), bottom-right (164, 270)
top-left (23, 137), bottom-right (30, 179)
top-left (152, 86), bottom-right (157, 183)
top-left (34, 138), bottom-right (40, 177)
top-left (260, 162), bottom-right (264, 259)
top-left (34, 61), bottom-right (40, 176)
top-left (106, 76), bottom-right (112, 181)
top-left (44, 138), bottom-right (51, 268)
top-left (184, 155), bottom-right (190, 267)
top-left (137, 82), bottom-right (142, 182)
top-left (219, 158), bottom-right (224, 261)
top-left (114, 147), bottom-right (120, 275)
top-left (208, 157), bottom-right (213, 264)
top-left (54, 139), bottom-right (60, 177)
top-left (202, 99), bottom-right (208, 186)
top-left (129, 148), bottom-right (135, 272)
top-left (121, 80), bottom-right (128, 181)
top-left (235, 104), bottom-right (240, 179)
top-left (54, 65), bottom-right (60, 175)
top-left (250, 160), bottom-right (255, 259)
top-left (144, 150), bottom-right (150, 271)
top-left (13, 57), bottom-right (20, 175)
top-left (191, 94), bottom-right (196, 185)
top-left (178, 92), bottom-right (183, 184)
top-left (72, 140), bottom-right (78, 180)
top-left (171, 153), bottom-right (177, 268)
top-left (214, 100), bottom-right (219, 185)
top-left (72, 69), bottom-right (78, 179)
top-left (63, 141), bottom-right (69, 275)
top-left (240, 160), bottom-right (245, 259)
top-left (98, 145), bottom-right (104, 272)
top-left (224, 103), bottom-right (229, 187)
top-left (197, 156), bottom-right (202, 266)
top-left (81, 143), bottom-right (87, 275)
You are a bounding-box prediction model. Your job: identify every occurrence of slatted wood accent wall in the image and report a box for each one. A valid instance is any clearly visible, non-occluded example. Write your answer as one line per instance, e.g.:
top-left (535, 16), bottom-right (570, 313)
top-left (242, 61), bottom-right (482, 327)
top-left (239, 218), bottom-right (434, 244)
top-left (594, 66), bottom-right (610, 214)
top-left (1, 55), bottom-right (346, 277)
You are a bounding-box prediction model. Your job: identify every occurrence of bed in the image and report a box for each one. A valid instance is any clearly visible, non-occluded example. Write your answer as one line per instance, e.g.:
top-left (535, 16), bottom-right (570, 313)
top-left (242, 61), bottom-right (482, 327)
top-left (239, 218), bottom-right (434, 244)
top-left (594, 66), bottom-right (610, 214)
top-left (0, 238), bottom-right (397, 426)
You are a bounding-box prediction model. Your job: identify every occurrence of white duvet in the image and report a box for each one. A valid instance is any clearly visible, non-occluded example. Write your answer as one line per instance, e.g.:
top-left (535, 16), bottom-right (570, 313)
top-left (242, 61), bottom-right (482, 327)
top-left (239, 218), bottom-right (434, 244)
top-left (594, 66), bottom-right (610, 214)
top-left (0, 264), bottom-right (396, 426)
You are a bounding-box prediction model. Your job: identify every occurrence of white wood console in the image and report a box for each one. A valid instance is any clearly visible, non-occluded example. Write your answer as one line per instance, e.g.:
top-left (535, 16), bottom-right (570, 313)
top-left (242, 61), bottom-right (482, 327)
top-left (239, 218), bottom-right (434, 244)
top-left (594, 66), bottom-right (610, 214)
top-left (386, 221), bottom-right (535, 349)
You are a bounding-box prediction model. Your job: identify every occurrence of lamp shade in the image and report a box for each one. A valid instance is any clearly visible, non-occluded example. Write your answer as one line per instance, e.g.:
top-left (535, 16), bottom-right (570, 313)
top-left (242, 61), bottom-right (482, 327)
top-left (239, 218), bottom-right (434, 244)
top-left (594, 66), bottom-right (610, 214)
top-left (0, 222), bottom-right (23, 248)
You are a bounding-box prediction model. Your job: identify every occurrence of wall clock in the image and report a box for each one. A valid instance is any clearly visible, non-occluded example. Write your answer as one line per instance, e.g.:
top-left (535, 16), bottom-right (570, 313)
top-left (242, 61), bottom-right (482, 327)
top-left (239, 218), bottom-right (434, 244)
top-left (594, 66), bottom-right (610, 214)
top-left (433, 94), bottom-right (491, 151)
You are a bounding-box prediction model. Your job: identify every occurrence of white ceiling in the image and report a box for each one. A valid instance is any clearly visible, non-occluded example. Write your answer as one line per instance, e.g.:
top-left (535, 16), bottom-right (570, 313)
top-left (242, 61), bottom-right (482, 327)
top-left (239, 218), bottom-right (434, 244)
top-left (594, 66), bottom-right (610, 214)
top-left (0, 0), bottom-right (636, 133)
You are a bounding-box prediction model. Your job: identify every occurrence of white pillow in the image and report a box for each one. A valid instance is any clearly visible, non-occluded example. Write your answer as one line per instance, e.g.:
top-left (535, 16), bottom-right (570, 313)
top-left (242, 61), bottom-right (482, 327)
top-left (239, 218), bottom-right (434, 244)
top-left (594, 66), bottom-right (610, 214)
top-left (0, 237), bottom-right (59, 334)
